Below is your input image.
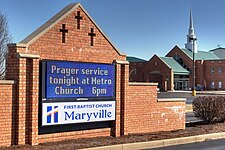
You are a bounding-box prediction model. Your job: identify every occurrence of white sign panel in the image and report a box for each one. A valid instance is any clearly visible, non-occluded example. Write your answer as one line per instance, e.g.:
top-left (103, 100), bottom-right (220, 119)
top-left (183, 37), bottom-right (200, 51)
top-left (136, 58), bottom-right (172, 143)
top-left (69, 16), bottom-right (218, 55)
top-left (42, 101), bottom-right (115, 126)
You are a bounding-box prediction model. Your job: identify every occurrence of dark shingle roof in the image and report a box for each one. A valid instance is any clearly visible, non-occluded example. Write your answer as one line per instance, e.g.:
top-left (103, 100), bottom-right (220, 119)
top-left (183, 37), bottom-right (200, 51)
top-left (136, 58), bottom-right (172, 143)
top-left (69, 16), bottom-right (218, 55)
top-left (160, 57), bottom-right (189, 75)
top-left (181, 48), bottom-right (220, 60)
top-left (126, 56), bottom-right (147, 62)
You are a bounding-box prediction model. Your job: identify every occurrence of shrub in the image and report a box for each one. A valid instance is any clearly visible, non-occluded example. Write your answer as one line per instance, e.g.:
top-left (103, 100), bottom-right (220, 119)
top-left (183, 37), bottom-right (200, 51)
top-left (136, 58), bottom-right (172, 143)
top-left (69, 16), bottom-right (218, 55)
top-left (192, 96), bottom-right (225, 124)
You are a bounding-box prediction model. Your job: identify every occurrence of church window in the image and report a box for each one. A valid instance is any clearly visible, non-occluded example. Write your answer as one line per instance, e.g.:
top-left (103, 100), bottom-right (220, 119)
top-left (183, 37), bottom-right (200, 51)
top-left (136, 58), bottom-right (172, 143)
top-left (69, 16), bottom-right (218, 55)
top-left (130, 68), bottom-right (137, 75)
top-left (218, 81), bottom-right (222, 89)
top-left (187, 68), bottom-right (191, 74)
top-left (218, 67), bottom-right (222, 74)
top-left (173, 54), bottom-right (179, 61)
top-left (210, 67), bottom-right (215, 74)
top-left (178, 58), bottom-right (184, 66)
top-left (173, 55), bottom-right (184, 67)
top-left (211, 81), bottom-right (215, 89)
top-left (166, 74), bottom-right (169, 81)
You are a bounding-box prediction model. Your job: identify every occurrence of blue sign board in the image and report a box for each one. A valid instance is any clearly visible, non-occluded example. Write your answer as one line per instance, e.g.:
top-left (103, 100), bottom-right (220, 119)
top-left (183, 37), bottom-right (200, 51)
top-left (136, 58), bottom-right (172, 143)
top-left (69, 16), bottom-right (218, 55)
top-left (45, 61), bottom-right (115, 99)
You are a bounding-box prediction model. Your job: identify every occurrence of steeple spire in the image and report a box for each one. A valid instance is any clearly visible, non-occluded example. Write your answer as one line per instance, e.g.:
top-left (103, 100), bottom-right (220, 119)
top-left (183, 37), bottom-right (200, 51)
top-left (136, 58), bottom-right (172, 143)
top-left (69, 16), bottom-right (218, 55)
top-left (189, 9), bottom-right (193, 29)
top-left (185, 9), bottom-right (198, 53)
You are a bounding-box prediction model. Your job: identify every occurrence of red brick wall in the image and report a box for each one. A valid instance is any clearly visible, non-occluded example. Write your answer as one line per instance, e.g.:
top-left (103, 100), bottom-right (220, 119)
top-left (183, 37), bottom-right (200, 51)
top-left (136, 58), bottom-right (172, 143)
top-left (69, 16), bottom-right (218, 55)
top-left (17, 7), bottom-right (125, 63)
top-left (203, 60), bottom-right (225, 90)
top-left (127, 83), bottom-right (185, 133)
top-left (129, 62), bottom-right (147, 82)
top-left (142, 55), bottom-right (173, 91)
top-left (39, 128), bottom-right (111, 143)
top-left (0, 81), bottom-right (15, 147)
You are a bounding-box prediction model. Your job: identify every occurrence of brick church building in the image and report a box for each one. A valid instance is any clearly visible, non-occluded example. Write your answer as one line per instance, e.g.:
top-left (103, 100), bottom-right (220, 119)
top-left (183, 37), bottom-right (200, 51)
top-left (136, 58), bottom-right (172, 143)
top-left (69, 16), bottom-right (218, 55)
top-left (128, 11), bottom-right (225, 91)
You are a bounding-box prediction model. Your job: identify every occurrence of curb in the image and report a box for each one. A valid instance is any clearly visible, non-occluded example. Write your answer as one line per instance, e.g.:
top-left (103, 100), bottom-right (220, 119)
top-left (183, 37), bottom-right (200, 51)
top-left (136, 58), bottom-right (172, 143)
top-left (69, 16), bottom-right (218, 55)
top-left (81, 132), bottom-right (225, 150)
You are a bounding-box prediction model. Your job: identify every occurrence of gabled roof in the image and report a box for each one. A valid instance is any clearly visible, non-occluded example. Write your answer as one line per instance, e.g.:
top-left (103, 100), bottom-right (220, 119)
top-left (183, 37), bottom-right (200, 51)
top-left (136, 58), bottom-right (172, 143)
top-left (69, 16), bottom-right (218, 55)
top-left (181, 48), bottom-right (220, 60)
top-left (209, 47), bottom-right (225, 52)
top-left (126, 56), bottom-right (147, 62)
top-left (20, 3), bottom-right (79, 45)
top-left (18, 3), bottom-right (124, 55)
top-left (160, 57), bottom-right (189, 75)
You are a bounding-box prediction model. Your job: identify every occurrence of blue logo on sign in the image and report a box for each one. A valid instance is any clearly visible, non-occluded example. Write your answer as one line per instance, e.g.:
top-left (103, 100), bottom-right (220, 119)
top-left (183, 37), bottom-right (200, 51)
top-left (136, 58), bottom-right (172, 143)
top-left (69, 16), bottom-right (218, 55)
top-left (47, 106), bottom-right (59, 123)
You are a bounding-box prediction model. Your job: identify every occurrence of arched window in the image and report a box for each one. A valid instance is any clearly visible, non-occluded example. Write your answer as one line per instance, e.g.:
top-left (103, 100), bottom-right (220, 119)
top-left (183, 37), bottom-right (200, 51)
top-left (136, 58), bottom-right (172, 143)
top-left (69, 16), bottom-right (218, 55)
top-left (211, 81), bottom-right (215, 89)
top-left (211, 67), bottom-right (215, 74)
top-left (218, 67), bottom-right (222, 74)
top-left (173, 55), bottom-right (184, 67)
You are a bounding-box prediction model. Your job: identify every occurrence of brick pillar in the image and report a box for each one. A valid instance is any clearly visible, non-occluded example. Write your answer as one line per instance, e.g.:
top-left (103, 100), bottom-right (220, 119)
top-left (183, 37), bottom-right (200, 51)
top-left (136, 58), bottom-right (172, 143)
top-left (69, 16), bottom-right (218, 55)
top-left (6, 44), bottom-right (20, 145)
top-left (29, 58), bottom-right (39, 145)
top-left (18, 57), bottom-right (27, 145)
top-left (111, 60), bottom-right (129, 137)
top-left (121, 64), bottom-right (129, 135)
top-left (17, 53), bottom-right (40, 145)
top-left (111, 63), bottom-right (121, 137)
top-left (6, 44), bottom-right (40, 145)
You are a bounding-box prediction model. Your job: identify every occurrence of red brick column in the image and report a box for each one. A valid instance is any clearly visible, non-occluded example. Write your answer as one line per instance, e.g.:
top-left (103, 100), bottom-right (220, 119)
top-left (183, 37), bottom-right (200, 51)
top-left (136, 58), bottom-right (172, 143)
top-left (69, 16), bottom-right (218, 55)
top-left (6, 45), bottom-right (40, 145)
top-left (17, 57), bottom-right (27, 145)
top-left (112, 63), bottom-right (121, 137)
top-left (6, 44), bottom-right (23, 145)
top-left (18, 53), bottom-right (39, 145)
top-left (112, 60), bottom-right (129, 137)
top-left (122, 64), bottom-right (129, 135)
top-left (29, 58), bottom-right (39, 145)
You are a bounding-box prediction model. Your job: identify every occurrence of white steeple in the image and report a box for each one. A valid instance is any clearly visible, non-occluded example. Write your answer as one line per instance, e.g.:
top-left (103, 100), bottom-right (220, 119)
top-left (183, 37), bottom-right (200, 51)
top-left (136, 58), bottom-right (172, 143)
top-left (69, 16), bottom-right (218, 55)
top-left (185, 9), bottom-right (198, 53)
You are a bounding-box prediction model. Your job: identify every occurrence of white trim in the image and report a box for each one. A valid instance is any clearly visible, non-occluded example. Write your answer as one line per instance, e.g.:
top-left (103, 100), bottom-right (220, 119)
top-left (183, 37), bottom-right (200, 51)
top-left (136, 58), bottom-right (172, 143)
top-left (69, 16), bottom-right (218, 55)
top-left (114, 60), bottom-right (129, 65)
top-left (157, 98), bottom-right (186, 102)
top-left (17, 53), bottom-right (40, 59)
top-left (129, 82), bottom-right (158, 86)
top-left (7, 43), bottom-right (27, 48)
top-left (0, 80), bottom-right (15, 85)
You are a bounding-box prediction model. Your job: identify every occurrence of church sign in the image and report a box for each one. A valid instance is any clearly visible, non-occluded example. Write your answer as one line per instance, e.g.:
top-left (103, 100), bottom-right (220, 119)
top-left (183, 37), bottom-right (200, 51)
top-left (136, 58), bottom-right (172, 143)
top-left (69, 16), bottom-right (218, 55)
top-left (42, 101), bottom-right (115, 126)
top-left (43, 60), bottom-right (115, 99)
top-left (40, 60), bottom-right (115, 132)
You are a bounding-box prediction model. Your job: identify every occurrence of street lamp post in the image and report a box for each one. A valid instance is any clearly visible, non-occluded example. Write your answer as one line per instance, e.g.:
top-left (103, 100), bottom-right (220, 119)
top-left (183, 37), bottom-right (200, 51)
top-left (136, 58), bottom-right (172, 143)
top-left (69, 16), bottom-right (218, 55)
top-left (190, 37), bottom-right (197, 96)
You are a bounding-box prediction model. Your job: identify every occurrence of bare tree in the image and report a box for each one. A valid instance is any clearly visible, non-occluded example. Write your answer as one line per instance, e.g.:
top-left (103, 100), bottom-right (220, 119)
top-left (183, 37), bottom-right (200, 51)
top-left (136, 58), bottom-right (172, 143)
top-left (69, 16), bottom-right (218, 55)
top-left (0, 12), bottom-right (12, 79)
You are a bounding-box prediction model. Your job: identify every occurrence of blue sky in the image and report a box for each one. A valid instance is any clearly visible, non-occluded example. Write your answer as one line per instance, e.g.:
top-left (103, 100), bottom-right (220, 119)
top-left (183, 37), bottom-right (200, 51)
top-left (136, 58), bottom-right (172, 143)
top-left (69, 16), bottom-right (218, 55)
top-left (1, 0), bottom-right (225, 60)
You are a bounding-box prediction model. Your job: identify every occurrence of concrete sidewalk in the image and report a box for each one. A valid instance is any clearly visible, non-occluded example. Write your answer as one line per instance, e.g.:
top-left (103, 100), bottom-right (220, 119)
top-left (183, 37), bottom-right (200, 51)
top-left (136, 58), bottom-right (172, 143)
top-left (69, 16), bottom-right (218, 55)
top-left (82, 132), bottom-right (225, 150)
top-left (186, 112), bottom-right (203, 124)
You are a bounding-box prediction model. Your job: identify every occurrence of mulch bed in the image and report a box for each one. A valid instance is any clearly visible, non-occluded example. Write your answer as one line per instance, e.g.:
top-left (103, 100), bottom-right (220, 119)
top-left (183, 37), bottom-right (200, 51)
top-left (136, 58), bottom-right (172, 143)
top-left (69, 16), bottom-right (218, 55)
top-left (2, 122), bottom-right (225, 150)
